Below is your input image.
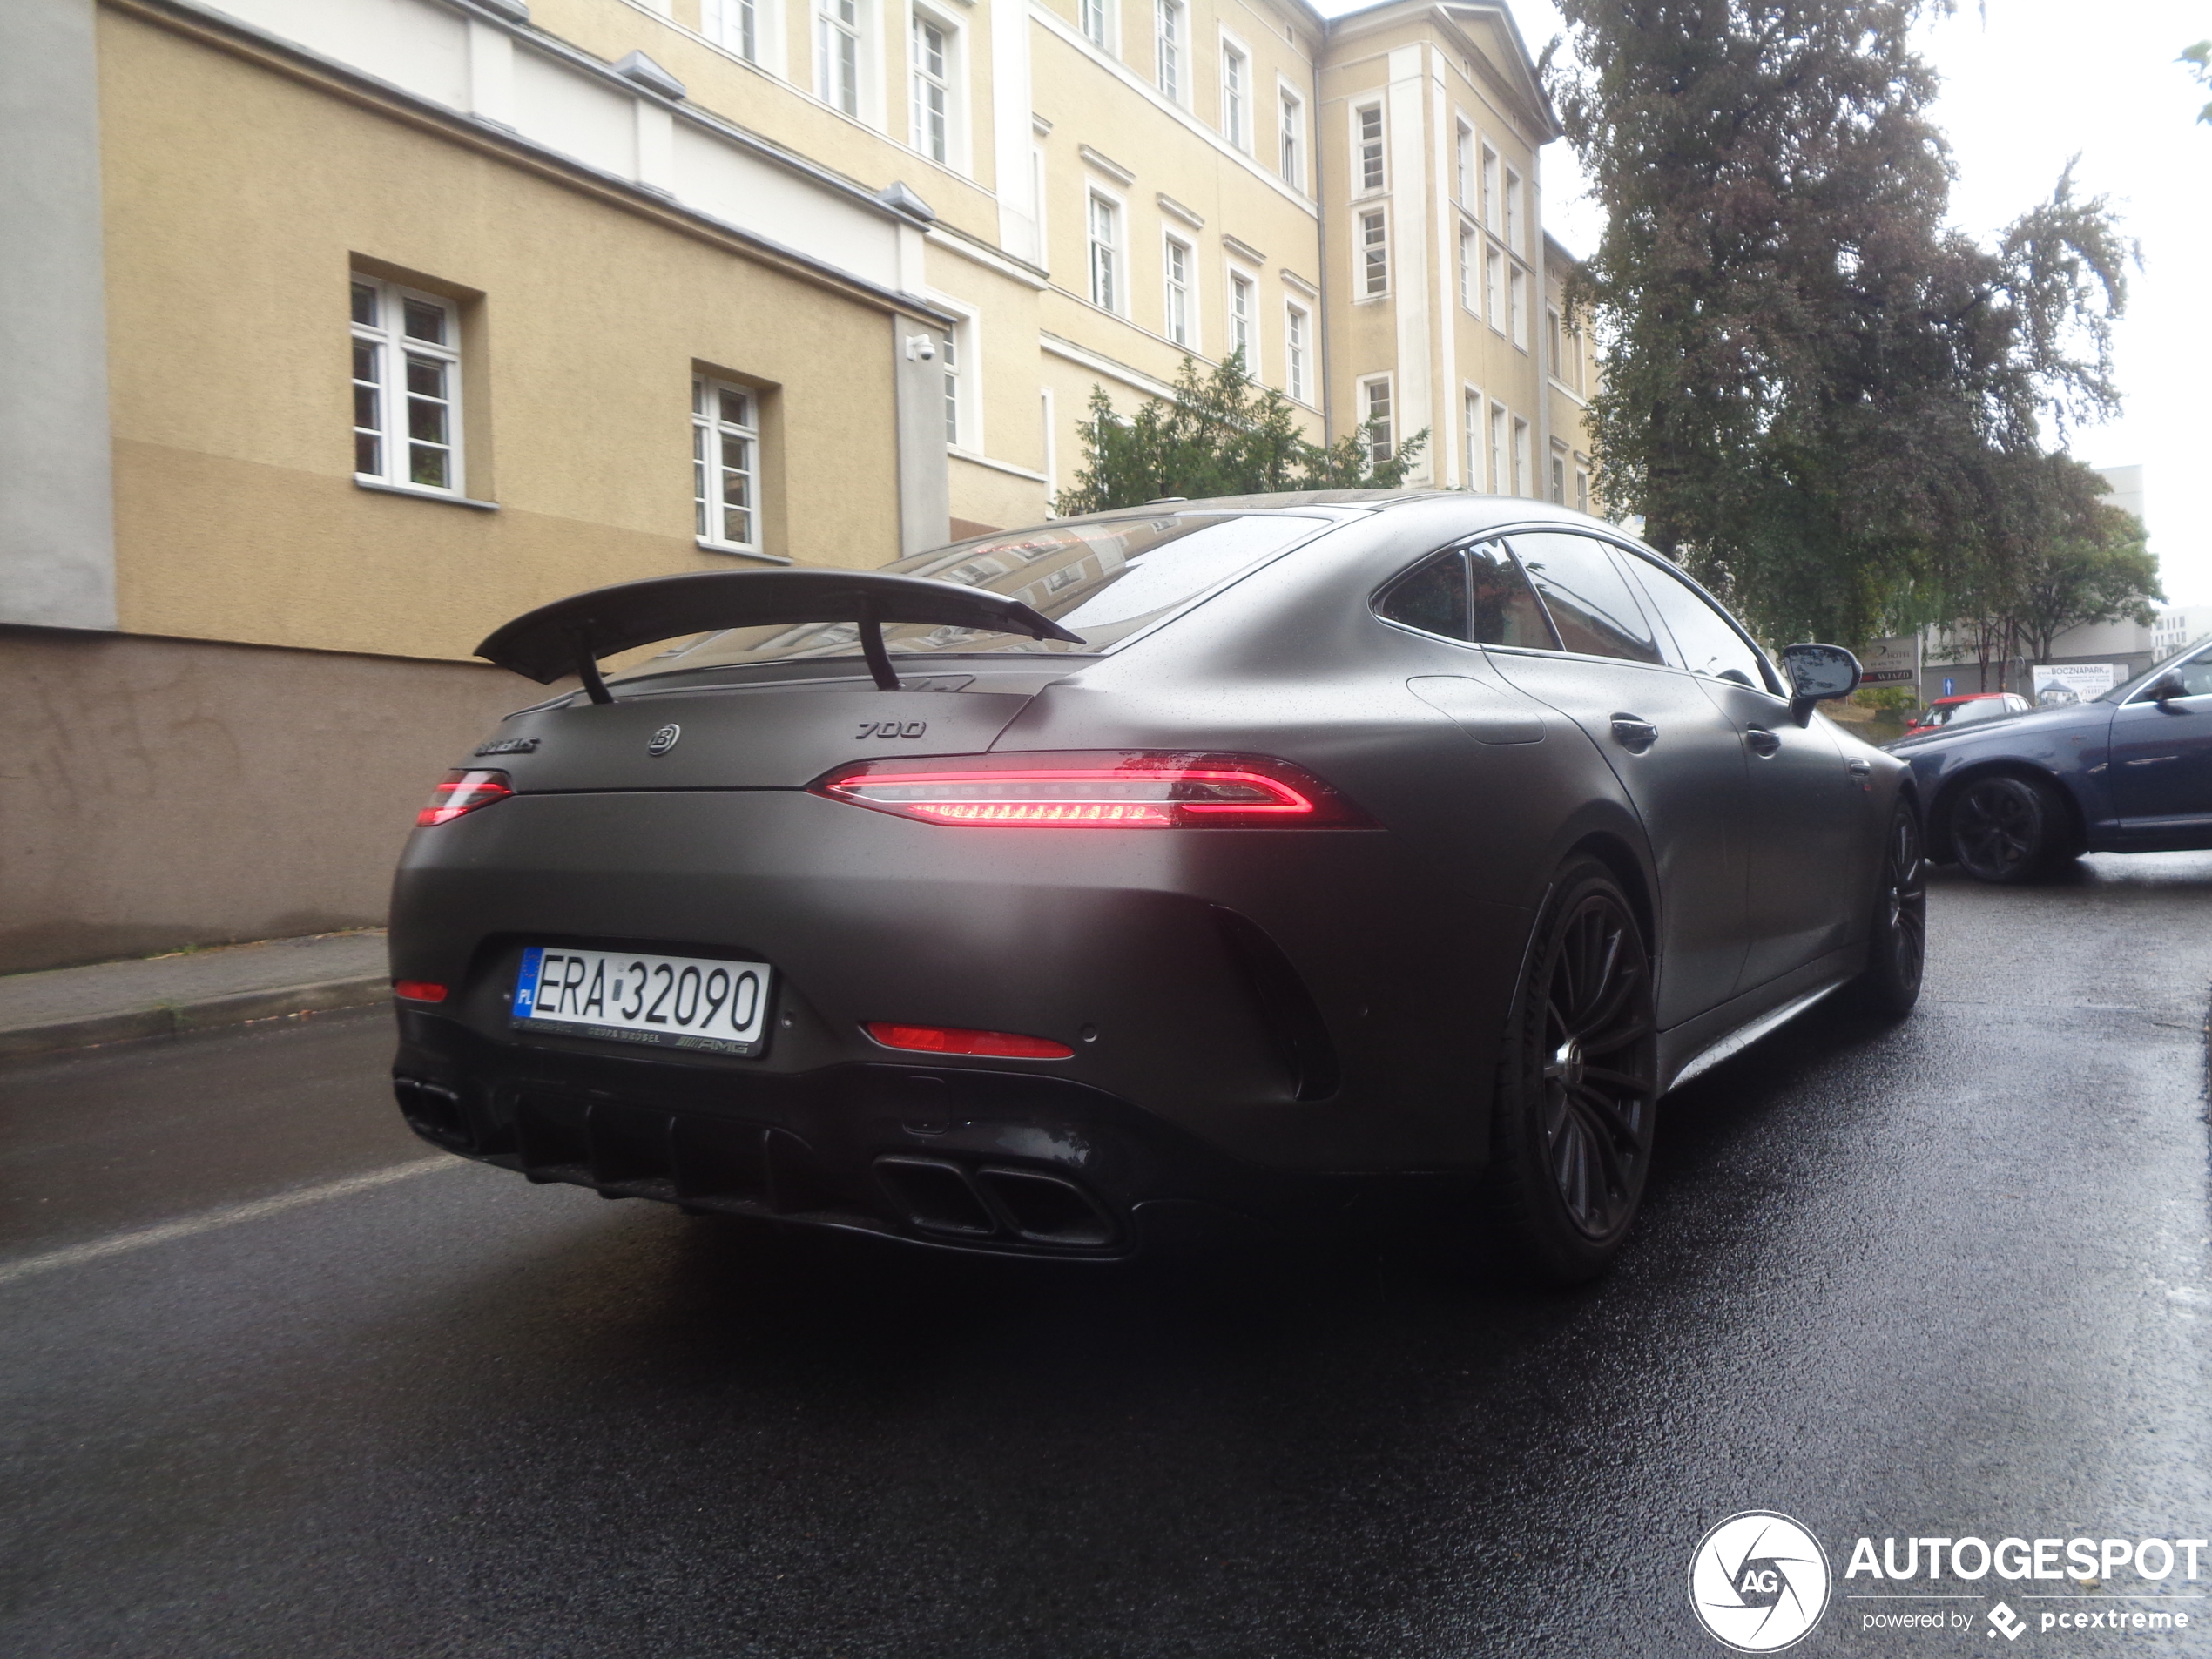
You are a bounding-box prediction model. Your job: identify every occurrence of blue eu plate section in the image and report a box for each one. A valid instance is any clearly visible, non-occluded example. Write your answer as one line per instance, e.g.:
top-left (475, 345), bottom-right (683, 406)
top-left (511, 944), bottom-right (772, 1056)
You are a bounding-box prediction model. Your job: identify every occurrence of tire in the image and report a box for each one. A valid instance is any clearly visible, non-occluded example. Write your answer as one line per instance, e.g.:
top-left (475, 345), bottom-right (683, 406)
top-left (1486, 859), bottom-right (1661, 1285)
top-left (1946, 772), bottom-right (2068, 884)
top-left (1851, 799), bottom-right (1926, 1016)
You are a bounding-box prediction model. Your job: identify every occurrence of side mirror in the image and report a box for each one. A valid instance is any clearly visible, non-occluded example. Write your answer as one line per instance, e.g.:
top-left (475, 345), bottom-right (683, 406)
top-left (1780, 643), bottom-right (1862, 725)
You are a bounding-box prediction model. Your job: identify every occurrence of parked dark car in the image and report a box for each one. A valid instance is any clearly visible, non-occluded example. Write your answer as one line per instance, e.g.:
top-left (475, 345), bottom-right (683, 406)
top-left (388, 493), bottom-right (1924, 1283)
top-left (1885, 639), bottom-right (2212, 882)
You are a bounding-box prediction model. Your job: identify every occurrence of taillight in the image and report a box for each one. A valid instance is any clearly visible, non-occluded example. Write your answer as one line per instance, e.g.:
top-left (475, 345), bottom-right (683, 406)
top-left (415, 768), bottom-right (513, 827)
top-left (865, 1022), bottom-right (1074, 1059)
top-left (809, 752), bottom-right (1372, 829)
top-left (393, 981), bottom-right (448, 1002)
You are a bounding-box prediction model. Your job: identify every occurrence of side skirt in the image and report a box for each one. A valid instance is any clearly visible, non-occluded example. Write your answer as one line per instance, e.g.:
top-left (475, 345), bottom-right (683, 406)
top-left (1656, 946), bottom-right (1863, 1096)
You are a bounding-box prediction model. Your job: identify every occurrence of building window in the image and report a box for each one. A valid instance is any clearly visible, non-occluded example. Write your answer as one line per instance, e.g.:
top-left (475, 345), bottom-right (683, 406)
top-left (1463, 389), bottom-right (1481, 489)
top-left (818, 0), bottom-right (863, 115)
top-left (1220, 42), bottom-right (1247, 149)
top-left (911, 12), bottom-right (953, 162)
top-left (703, 0), bottom-right (761, 62)
top-left (1089, 193), bottom-right (1120, 311)
top-left (351, 277), bottom-right (461, 493)
top-left (693, 376), bottom-right (759, 549)
top-left (1484, 241), bottom-right (1503, 327)
top-left (1285, 303), bottom-right (1309, 402)
top-left (941, 325), bottom-right (962, 445)
top-left (1575, 463), bottom-right (1590, 514)
top-left (1510, 265), bottom-right (1528, 349)
top-left (1480, 143), bottom-right (1500, 231)
top-left (1360, 375), bottom-right (1393, 465)
top-left (1547, 307), bottom-right (1563, 378)
top-left (1081, 0), bottom-right (1108, 49)
top-left (1506, 167), bottom-right (1525, 255)
top-left (1513, 415), bottom-right (1530, 496)
top-left (1359, 209), bottom-right (1387, 298)
top-left (1454, 122), bottom-right (1473, 205)
top-left (1228, 270), bottom-right (1254, 368)
top-left (1279, 89), bottom-right (1304, 186)
top-left (1459, 224), bottom-right (1477, 314)
top-left (1356, 104), bottom-right (1385, 193)
top-left (1163, 237), bottom-right (1192, 346)
top-left (1155, 0), bottom-right (1182, 101)
top-left (1489, 401), bottom-right (1508, 496)
top-left (1549, 445), bottom-right (1567, 504)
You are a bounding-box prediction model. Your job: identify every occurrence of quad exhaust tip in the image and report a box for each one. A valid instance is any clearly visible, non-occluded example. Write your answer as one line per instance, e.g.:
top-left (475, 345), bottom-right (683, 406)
top-left (873, 1156), bottom-right (1117, 1249)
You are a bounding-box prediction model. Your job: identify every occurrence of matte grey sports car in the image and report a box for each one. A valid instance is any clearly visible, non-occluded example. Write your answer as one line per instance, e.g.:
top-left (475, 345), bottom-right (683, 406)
top-left (388, 493), bottom-right (1923, 1282)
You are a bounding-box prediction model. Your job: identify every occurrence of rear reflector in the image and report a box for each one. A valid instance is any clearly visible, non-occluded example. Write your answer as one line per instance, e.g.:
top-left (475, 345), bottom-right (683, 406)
top-left (416, 768), bottom-right (513, 827)
top-left (811, 752), bottom-right (1372, 830)
top-left (864, 1022), bottom-right (1074, 1059)
top-left (393, 981), bottom-right (448, 1002)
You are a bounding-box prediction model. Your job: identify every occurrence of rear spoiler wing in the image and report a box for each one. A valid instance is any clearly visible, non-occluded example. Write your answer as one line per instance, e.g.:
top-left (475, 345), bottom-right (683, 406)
top-left (475, 569), bottom-right (1086, 701)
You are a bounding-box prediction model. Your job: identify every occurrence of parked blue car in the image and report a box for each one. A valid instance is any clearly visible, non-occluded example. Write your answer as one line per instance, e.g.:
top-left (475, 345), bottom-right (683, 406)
top-left (1885, 638), bottom-right (2212, 882)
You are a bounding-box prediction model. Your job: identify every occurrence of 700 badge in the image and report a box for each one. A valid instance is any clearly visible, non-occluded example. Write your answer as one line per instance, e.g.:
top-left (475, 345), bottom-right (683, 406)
top-left (511, 946), bottom-right (772, 1055)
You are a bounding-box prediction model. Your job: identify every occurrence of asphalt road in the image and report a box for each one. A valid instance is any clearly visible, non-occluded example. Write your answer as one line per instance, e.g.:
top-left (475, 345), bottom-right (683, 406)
top-left (3, 856), bottom-right (2209, 1658)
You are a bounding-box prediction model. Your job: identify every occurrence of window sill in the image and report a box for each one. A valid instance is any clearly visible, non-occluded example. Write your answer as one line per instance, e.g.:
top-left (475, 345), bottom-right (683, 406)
top-left (355, 477), bottom-right (499, 510)
top-left (697, 538), bottom-right (793, 564)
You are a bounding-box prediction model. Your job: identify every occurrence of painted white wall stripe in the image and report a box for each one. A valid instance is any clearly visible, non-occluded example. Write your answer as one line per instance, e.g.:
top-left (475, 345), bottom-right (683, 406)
top-left (0, 1158), bottom-right (464, 1289)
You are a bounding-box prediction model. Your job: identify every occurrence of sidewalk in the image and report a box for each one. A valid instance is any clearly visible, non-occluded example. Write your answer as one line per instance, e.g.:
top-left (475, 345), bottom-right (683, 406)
top-left (0, 932), bottom-right (390, 1060)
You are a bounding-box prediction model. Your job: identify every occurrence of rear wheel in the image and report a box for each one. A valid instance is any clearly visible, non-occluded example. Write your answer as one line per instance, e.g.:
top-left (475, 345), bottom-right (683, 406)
top-left (1486, 860), bottom-right (1660, 1285)
top-left (1947, 772), bottom-right (2068, 883)
top-left (1851, 800), bottom-right (1926, 1015)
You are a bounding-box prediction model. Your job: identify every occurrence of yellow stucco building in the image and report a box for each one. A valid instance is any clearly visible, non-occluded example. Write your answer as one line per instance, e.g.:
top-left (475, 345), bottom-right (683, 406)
top-left (0, 0), bottom-right (1593, 968)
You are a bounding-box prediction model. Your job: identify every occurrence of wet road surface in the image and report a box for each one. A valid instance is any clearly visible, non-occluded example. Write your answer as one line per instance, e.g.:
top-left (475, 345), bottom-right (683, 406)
top-left (3, 855), bottom-right (2209, 1656)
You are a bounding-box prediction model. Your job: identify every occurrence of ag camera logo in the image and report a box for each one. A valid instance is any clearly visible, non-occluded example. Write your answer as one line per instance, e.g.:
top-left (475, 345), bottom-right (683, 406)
top-left (1689, 1512), bottom-right (1831, 1651)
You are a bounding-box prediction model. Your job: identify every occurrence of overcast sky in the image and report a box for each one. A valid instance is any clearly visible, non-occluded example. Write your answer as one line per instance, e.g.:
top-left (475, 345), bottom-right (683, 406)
top-left (1312, 0), bottom-right (2212, 604)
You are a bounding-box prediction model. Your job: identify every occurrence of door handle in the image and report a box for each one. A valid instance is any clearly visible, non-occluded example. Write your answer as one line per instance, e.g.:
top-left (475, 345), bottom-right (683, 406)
top-left (1744, 725), bottom-right (1783, 759)
top-left (1846, 759), bottom-right (1871, 775)
top-left (1610, 715), bottom-right (1659, 752)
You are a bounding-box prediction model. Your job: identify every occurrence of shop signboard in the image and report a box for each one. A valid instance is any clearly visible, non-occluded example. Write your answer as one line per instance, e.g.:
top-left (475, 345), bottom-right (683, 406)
top-left (1858, 635), bottom-right (1920, 687)
top-left (2031, 663), bottom-right (2120, 707)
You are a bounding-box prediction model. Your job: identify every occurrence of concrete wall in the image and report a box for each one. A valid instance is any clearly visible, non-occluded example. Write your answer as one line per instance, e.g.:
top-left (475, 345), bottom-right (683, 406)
top-left (0, 626), bottom-right (527, 974)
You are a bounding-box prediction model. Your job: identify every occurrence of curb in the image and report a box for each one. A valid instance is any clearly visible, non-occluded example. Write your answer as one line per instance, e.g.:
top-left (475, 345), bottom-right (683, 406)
top-left (0, 975), bottom-right (391, 1061)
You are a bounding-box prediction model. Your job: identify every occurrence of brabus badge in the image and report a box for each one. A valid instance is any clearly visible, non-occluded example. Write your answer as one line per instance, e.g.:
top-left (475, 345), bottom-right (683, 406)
top-left (646, 723), bottom-right (682, 757)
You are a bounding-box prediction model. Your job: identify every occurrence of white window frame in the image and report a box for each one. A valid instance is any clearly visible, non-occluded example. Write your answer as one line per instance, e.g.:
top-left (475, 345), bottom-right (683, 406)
top-left (1087, 189), bottom-right (1124, 314)
top-left (1454, 120), bottom-right (1473, 207)
top-left (1462, 386), bottom-right (1483, 489)
top-left (1358, 207), bottom-right (1388, 299)
top-left (1227, 266), bottom-right (1256, 372)
top-left (1080, 0), bottom-right (1111, 51)
top-left (1480, 142), bottom-right (1500, 232)
top-left (908, 7), bottom-right (961, 166)
top-left (702, 0), bottom-right (782, 71)
top-left (1484, 240), bottom-right (1504, 334)
top-left (1218, 32), bottom-right (1250, 151)
top-left (1155, 0), bottom-right (1184, 103)
top-left (1549, 442), bottom-right (1568, 505)
top-left (1163, 233), bottom-right (1195, 347)
top-left (1506, 165), bottom-right (1526, 257)
top-left (693, 374), bottom-right (761, 552)
top-left (1513, 415), bottom-right (1531, 496)
top-left (1285, 300), bottom-right (1311, 404)
top-left (936, 316), bottom-right (974, 448)
top-left (1575, 461), bottom-right (1591, 515)
top-left (816, 0), bottom-right (872, 120)
top-left (1489, 401), bottom-right (1508, 496)
top-left (350, 275), bottom-right (462, 496)
top-left (1458, 220), bottom-right (1478, 315)
top-left (1509, 263), bottom-right (1529, 351)
top-left (1547, 307), bottom-right (1563, 379)
top-left (1359, 374), bottom-right (1393, 466)
top-left (1278, 83), bottom-right (1305, 189)
top-left (1354, 102), bottom-right (1386, 195)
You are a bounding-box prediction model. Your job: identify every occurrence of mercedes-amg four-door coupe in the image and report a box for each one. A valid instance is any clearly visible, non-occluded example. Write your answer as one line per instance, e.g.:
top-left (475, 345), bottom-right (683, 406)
top-left (388, 492), bottom-right (1923, 1282)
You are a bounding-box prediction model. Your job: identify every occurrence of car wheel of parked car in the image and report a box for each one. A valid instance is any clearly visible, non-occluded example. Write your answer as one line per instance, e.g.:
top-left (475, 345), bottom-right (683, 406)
top-left (1947, 773), bottom-right (2067, 884)
top-left (1487, 859), bottom-right (1661, 1284)
top-left (1851, 800), bottom-right (1926, 1015)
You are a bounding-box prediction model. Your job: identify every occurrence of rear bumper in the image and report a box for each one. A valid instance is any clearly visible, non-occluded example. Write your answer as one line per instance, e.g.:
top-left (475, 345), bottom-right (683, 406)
top-left (393, 1009), bottom-right (1368, 1258)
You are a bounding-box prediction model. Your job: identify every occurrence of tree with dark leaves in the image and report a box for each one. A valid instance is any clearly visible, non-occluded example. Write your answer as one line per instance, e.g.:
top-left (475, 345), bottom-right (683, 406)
top-left (1552, 0), bottom-right (2131, 646)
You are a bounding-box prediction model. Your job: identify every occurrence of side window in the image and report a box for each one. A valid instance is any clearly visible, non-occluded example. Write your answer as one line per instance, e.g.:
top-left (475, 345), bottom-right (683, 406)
top-left (1507, 532), bottom-right (1664, 664)
top-left (1467, 540), bottom-right (1558, 649)
top-left (1621, 550), bottom-right (1772, 691)
top-left (1375, 550), bottom-right (1468, 640)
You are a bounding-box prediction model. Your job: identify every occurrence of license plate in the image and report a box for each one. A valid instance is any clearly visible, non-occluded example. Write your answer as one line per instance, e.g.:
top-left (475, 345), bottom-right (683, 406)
top-left (512, 946), bottom-right (772, 1055)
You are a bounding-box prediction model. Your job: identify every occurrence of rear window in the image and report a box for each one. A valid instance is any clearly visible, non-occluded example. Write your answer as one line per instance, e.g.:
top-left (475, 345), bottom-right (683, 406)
top-left (628, 513), bottom-right (1326, 677)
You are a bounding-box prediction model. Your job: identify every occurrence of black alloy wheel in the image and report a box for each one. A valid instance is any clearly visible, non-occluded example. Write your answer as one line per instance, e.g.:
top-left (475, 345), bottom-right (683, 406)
top-left (1948, 772), bottom-right (2064, 884)
top-left (1852, 799), bottom-right (1927, 1015)
top-left (1487, 859), bottom-right (1661, 1284)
